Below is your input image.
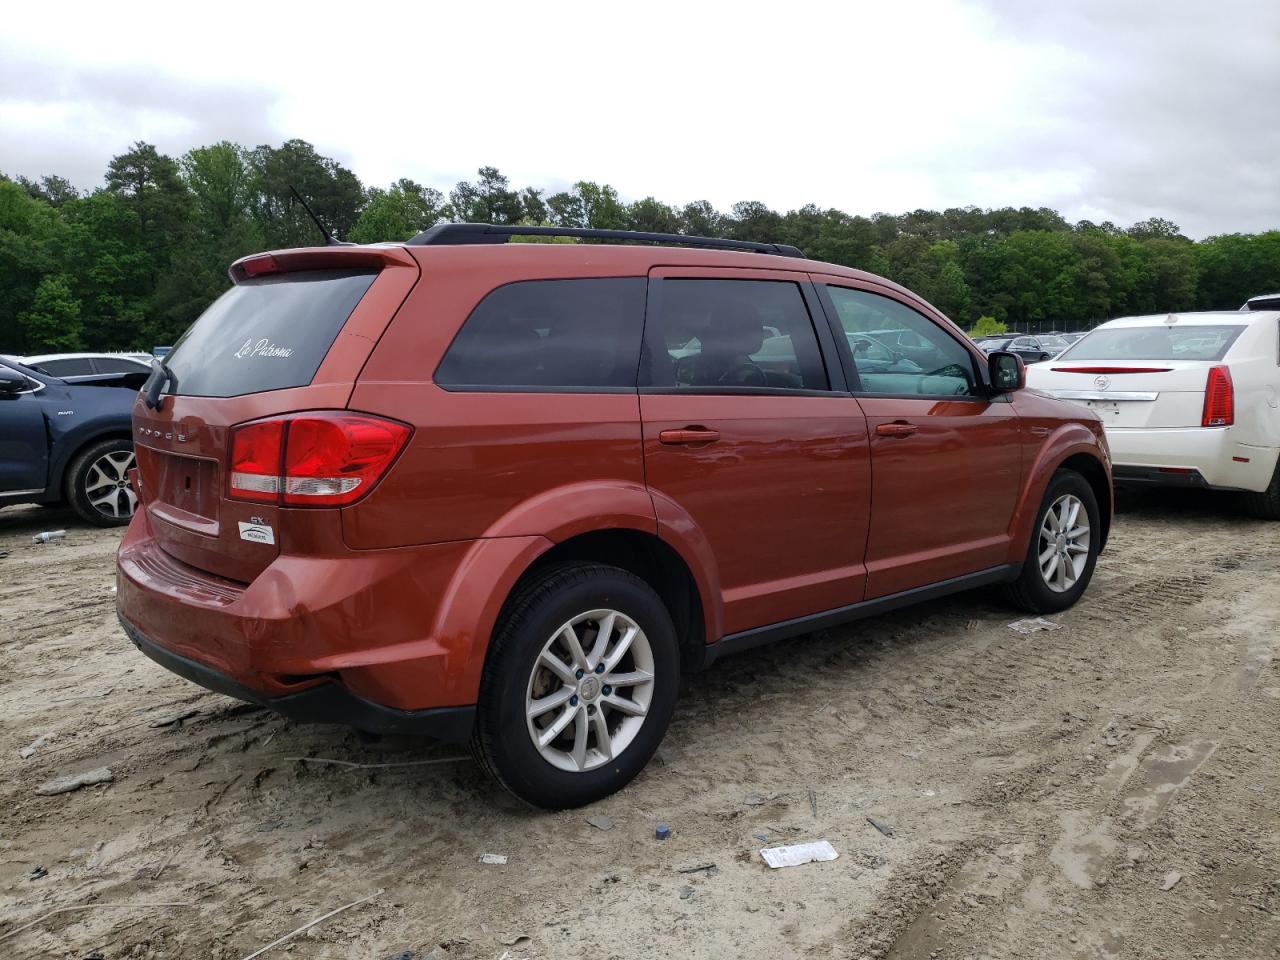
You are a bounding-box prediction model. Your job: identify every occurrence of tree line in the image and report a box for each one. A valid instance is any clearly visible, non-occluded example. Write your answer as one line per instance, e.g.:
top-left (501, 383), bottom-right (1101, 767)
top-left (3, 138), bottom-right (1278, 353)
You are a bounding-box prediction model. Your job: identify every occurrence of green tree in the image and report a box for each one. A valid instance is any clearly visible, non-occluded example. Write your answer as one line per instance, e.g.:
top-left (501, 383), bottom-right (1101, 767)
top-left (17, 275), bottom-right (83, 350)
top-left (968, 315), bottom-right (1007, 337)
top-left (450, 166), bottom-right (522, 224)
top-left (349, 179), bottom-right (447, 243)
top-left (627, 196), bottom-right (681, 234)
top-left (248, 139), bottom-right (365, 246)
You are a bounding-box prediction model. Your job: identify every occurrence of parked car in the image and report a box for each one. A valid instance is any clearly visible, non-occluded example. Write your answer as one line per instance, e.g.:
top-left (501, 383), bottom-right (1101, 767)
top-left (1059, 332), bottom-right (1088, 346)
top-left (117, 224), bottom-right (1113, 808)
top-left (1027, 310), bottom-right (1280, 517)
top-left (976, 335), bottom-right (1057, 363)
top-left (0, 358), bottom-right (145, 525)
top-left (17, 352), bottom-right (153, 381)
top-left (1241, 293), bottom-right (1280, 311)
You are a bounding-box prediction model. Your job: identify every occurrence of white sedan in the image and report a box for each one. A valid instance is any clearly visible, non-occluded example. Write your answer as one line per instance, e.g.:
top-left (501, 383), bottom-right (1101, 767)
top-left (1027, 310), bottom-right (1280, 519)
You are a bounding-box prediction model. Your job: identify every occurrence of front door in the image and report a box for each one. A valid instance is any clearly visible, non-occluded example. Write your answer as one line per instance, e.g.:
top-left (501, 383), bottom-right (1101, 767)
top-left (0, 373), bottom-right (51, 494)
top-left (639, 268), bottom-right (871, 637)
top-left (820, 282), bottom-right (1023, 599)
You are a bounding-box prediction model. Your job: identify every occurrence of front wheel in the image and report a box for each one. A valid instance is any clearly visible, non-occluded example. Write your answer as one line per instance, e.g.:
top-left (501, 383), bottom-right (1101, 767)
top-left (472, 563), bottom-right (680, 809)
top-left (1006, 469), bottom-right (1101, 613)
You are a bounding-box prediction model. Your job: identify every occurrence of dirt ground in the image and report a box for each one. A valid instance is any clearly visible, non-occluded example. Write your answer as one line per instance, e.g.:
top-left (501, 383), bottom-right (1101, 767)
top-left (1, 492), bottom-right (1277, 960)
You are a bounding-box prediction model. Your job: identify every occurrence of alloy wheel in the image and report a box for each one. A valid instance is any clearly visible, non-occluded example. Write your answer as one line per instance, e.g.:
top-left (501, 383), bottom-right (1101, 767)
top-left (1038, 493), bottom-right (1090, 592)
top-left (84, 450), bottom-right (137, 521)
top-left (525, 608), bottom-right (655, 773)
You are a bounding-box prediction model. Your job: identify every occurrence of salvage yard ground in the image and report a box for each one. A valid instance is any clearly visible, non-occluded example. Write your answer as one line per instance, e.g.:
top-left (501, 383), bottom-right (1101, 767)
top-left (1, 495), bottom-right (1277, 959)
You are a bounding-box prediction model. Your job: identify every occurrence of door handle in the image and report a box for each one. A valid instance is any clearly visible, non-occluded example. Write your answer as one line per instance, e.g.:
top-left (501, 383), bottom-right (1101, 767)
top-left (875, 422), bottom-right (919, 438)
top-left (659, 427), bottom-right (721, 445)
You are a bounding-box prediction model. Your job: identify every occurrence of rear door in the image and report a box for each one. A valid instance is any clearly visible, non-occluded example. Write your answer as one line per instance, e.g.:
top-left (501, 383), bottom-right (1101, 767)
top-left (818, 282), bottom-right (1022, 599)
top-left (639, 267), bottom-right (871, 636)
top-left (133, 248), bottom-right (419, 581)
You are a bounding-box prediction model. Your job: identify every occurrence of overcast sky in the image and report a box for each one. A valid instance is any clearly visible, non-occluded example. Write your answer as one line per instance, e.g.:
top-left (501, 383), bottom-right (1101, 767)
top-left (2, 0), bottom-right (1277, 238)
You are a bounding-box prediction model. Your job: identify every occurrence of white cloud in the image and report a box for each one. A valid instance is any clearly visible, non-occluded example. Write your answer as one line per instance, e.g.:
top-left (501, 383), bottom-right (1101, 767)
top-left (1, 0), bottom-right (1276, 237)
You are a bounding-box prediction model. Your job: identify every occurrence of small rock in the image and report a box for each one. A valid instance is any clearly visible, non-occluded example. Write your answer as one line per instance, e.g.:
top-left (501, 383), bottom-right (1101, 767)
top-left (1161, 871), bottom-right (1183, 891)
top-left (28, 865), bottom-right (47, 880)
top-left (866, 817), bottom-right (894, 837)
top-left (679, 885), bottom-right (695, 899)
top-left (586, 814), bottom-right (613, 831)
top-left (20, 734), bottom-right (52, 759)
top-left (36, 767), bottom-right (114, 796)
top-left (499, 934), bottom-right (530, 947)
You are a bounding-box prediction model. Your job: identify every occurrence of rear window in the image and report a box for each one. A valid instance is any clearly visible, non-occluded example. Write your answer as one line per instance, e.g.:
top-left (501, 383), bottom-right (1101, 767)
top-left (164, 269), bottom-right (378, 398)
top-left (35, 358), bottom-right (95, 377)
top-left (1061, 325), bottom-right (1245, 362)
top-left (435, 278), bottom-right (646, 390)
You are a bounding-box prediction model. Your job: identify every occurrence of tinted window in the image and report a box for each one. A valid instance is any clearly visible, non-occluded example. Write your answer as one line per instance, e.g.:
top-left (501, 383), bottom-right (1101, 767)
top-left (643, 279), bottom-right (827, 391)
top-left (34, 358), bottom-right (94, 377)
top-left (163, 269), bottom-right (378, 398)
top-left (436, 278), bottom-right (645, 390)
top-left (1061, 325), bottom-right (1245, 362)
top-left (825, 287), bottom-right (977, 396)
top-left (93, 357), bottom-right (150, 374)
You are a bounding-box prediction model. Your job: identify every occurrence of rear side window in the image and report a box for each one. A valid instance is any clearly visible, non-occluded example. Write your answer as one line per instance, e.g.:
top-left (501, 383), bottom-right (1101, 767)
top-left (164, 269), bottom-right (378, 398)
top-left (435, 278), bottom-right (646, 390)
top-left (1061, 325), bottom-right (1245, 362)
top-left (35, 358), bottom-right (94, 377)
top-left (643, 279), bottom-right (828, 391)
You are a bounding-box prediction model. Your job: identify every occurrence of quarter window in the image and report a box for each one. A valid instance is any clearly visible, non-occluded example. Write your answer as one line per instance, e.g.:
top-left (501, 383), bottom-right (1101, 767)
top-left (825, 286), bottom-right (977, 396)
top-left (643, 279), bottom-right (828, 391)
top-left (435, 278), bottom-right (646, 390)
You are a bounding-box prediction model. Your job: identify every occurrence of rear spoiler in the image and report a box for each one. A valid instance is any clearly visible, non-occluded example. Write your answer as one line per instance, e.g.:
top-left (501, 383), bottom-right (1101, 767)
top-left (228, 245), bottom-right (418, 284)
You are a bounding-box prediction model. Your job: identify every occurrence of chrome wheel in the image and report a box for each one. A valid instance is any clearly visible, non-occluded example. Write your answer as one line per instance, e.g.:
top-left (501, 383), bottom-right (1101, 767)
top-left (1038, 493), bottom-right (1090, 592)
top-left (84, 450), bottom-right (137, 520)
top-left (525, 608), bottom-right (655, 773)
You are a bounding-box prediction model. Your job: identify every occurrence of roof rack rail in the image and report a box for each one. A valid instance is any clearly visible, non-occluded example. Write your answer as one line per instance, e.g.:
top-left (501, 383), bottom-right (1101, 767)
top-left (406, 223), bottom-right (805, 258)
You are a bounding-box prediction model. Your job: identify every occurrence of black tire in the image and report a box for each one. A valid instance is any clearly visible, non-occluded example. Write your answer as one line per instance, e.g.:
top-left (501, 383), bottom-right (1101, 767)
top-left (1006, 469), bottom-right (1101, 613)
top-left (472, 562), bottom-right (680, 809)
top-left (66, 438), bottom-right (137, 527)
top-left (1242, 460), bottom-right (1280, 520)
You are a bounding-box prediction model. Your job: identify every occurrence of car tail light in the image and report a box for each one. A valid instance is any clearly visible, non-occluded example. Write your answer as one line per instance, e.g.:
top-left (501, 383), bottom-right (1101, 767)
top-left (230, 420), bottom-right (284, 502)
top-left (228, 413), bottom-right (410, 507)
top-left (1201, 365), bottom-right (1234, 427)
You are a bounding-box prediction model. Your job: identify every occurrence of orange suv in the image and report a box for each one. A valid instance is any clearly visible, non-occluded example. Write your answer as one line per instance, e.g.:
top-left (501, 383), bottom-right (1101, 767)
top-left (117, 224), bottom-right (1112, 808)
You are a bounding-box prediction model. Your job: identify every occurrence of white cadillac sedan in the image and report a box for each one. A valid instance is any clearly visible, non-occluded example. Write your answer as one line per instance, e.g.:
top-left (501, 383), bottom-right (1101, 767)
top-left (1027, 310), bottom-right (1280, 519)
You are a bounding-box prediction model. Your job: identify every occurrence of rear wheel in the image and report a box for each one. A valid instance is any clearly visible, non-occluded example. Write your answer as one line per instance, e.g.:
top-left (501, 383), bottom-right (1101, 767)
top-left (1242, 460), bottom-right (1280, 520)
top-left (472, 563), bottom-right (679, 809)
top-left (66, 439), bottom-right (137, 527)
top-left (1006, 469), bottom-right (1101, 613)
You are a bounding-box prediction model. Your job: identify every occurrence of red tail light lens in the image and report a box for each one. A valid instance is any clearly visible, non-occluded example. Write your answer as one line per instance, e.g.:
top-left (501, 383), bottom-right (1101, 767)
top-left (282, 415), bottom-right (411, 505)
top-left (1201, 365), bottom-right (1234, 427)
top-left (229, 420), bottom-right (284, 502)
top-left (227, 413), bottom-right (410, 506)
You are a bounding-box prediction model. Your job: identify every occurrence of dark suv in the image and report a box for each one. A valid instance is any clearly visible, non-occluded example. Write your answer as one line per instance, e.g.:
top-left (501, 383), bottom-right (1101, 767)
top-left (117, 225), bottom-right (1112, 808)
top-left (0, 359), bottom-right (144, 525)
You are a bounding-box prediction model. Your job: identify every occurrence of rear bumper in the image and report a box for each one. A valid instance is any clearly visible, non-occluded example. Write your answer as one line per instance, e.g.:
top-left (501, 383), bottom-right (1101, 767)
top-left (121, 615), bottom-right (475, 741)
top-left (1105, 427), bottom-right (1278, 492)
top-left (115, 506), bottom-right (546, 718)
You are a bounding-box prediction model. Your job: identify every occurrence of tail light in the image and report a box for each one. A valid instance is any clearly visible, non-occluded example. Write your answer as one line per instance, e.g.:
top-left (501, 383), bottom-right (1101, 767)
top-left (1050, 366), bottom-right (1172, 374)
top-left (1201, 365), bottom-right (1234, 427)
top-left (229, 412), bottom-right (410, 506)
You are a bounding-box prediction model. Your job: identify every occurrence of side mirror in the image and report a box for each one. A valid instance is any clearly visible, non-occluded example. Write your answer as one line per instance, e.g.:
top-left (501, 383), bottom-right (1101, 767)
top-left (0, 367), bottom-right (27, 396)
top-left (988, 351), bottom-right (1025, 393)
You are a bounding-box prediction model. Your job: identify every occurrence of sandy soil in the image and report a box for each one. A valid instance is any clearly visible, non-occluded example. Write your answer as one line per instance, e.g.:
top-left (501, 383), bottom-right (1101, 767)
top-left (0, 492), bottom-right (1277, 960)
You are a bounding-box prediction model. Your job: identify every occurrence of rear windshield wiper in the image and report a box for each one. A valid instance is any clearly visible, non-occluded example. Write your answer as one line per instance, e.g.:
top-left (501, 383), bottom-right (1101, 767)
top-left (143, 358), bottom-right (174, 409)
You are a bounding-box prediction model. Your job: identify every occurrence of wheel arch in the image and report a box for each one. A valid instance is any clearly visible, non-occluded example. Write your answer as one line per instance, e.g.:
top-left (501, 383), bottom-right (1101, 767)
top-left (53, 427), bottom-right (134, 497)
top-left (1009, 425), bottom-right (1113, 561)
